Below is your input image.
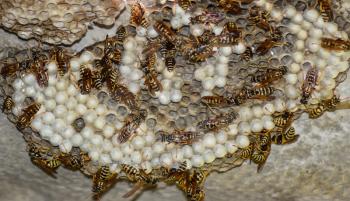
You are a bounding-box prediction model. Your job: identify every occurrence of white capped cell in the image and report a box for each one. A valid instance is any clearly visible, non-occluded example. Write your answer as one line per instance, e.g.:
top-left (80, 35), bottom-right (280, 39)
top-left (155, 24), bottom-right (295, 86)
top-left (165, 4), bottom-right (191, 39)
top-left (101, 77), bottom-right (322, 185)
top-left (304, 9), bottom-right (319, 22)
top-left (55, 91), bottom-right (68, 104)
top-left (170, 89), bottom-right (183, 102)
top-left (239, 106), bottom-right (253, 121)
top-left (225, 141), bottom-right (238, 154)
top-left (54, 105), bottom-right (67, 118)
top-left (59, 140), bottom-right (72, 153)
top-left (110, 148), bottom-right (123, 161)
top-left (252, 105), bottom-right (264, 118)
top-left (203, 133), bottom-right (216, 148)
top-left (159, 91), bottom-right (171, 105)
top-left (216, 63), bottom-right (229, 76)
top-left (285, 73), bottom-right (298, 85)
top-left (228, 124), bottom-right (238, 136)
top-left (67, 84), bottom-right (78, 96)
top-left (44, 86), bottom-right (56, 98)
top-left (131, 151), bottom-right (142, 164)
top-left (192, 141), bottom-right (205, 154)
top-left (238, 121), bottom-right (251, 135)
top-left (203, 149), bottom-right (216, 163)
top-left (95, 104), bottom-right (107, 116)
top-left (274, 98), bottom-right (286, 112)
top-left (171, 16), bottom-right (182, 29)
top-left (183, 145), bottom-right (194, 158)
top-left (100, 154), bottom-right (112, 165)
top-left (216, 131), bottom-right (228, 144)
top-left (76, 104), bottom-right (87, 115)
top-left (171, 148), bottom-right (184, 162)
top-left (50, 134), bottom-right (63, 146)
top-left (71, 134), bottom-right (83, 146)
top-left (160, 153), bottom-right (173, 167)
top-left (142, 147), bottom-right (153, 160)
top-left (214, 144), bottom-right (227, 158)
top-left (236, 135), bottom-right (250, 148)
top-left (40, 125), bottom-right (54, 139)
top-left (42, 112), bottom-right (55, 125)
top-left (191, 155), bottom-right (204, 167)
top-left (23, 74), bottom-right (36, 86)
top-left (103, 125), bottom-right (115, 139)
top-left (194, 68), bottom-right (207, 81)
top-left (147, 26), bottom-right (159, 38)
top-left (250, 119), bottom-right (264, 133)
top-left (56, 80), bottom-right (67, 91)
top-left (80, 51), bottom-right (94, 64)
top-left (190, 24), bottom-right (204, 36)
top-left (152, 142), bottom-right (165, 154)
top-left (53, 118), bottom-right (65, 133)
top-left (31, 117), bottom-right (43, 131)
top-left (81, 127), bottom-right (94, 139)
top-left (132, 136), bottom-right (146, 150)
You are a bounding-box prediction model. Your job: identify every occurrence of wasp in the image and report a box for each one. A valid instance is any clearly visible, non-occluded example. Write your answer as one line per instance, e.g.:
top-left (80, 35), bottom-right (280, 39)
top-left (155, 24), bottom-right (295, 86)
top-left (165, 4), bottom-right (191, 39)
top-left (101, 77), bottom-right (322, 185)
top-left (212, 33), bottom-right (241, 46)
top-left (236, 143), bottom-right (255, 160)
top-left (320, 37), bottom-right (350, 51)
top-left (26, 138), bottom-right (61, 177)
top-left (190, 11), bottom-right (225, 25)
top-left (272, 127), bottom-right (299, 145)
top-left (248, 6), bottom-right (271, 31)
top-left (300, 68), bottom-right (318, 104)
top-left (314, 0), bottom-right (333, 22)
top-left (217, 0), bottom-right (244, 15)
top-left (160, 41), bottom-right (177, 71)
top-left (240, 46), bottom-right (253, 62)
top-left (118, 110), bottom-right (147, 143)
top-left (270, 26), bottom-right (283, 42)
top-left (226, 88), bottom-right (249, 106)
top-left (187, 43), bottom-right (215, 63)
top-left (121, 164), bottom-right (159, 198)
top-left (16, 103), bottom-right (41, 130)
top-left (2, 96), bottom-right (14, 113)
top-left (178, 0), bottom-right (193, 10)
top-left (254, 129), bottom-right (272, 146)
top-left (154, 21), bottom-right (178, 44)
top-left (60, 153), bottom-right (83, 170)
top-left (255, 38), bottom-right (285, 56)
top-left (247, 86), bottom-right (276, 100)
top-left (250, 66), bottom-right (287, 86)
top-left (30, 53), bottom-right (49, 88)
top-left (78, 66), bottom-right (101, 94)
top-left (50, 47), bottom-right (70, 77)
top-left (251, 140), bottom-right (271, 173)
top-left (92, 166), bottom-right (118, 200)
top-left (130, 2), bottom-right (147, 27)
top-left (201, 95), bottom-right (230, 107)
top-left (273, 111), bottom-right (294, 132)
top-left (115, 25), bottom-right (128, 45)
top-left (158, 130), bottom-right (200, 145)
top-left (107, 75), bottom-right (138, 110)
top-left (104, 47), bottom-right (122, 65)
top-left (31, 157), bottom-right (61, 177)
top-left (186, 170), bottom-right (208, 201)
top-left (1, 62), bottom-right (19, 78)
top-left (306, 95), bottom-right (340, 119)
top-left (141, 53), bottom-right (163, 96)
top-left (197, 30), bottom-right (215, 45)
top-left (197, 111), bottom-right (237, 131)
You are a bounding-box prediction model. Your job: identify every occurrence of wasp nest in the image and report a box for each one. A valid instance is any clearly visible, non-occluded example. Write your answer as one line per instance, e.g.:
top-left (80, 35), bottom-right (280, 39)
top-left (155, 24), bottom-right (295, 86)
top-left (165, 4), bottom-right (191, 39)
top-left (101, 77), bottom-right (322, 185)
top-left (0, 0), bottom-right (125, 45)
top-left (1, 0), bottom-right (350, 201)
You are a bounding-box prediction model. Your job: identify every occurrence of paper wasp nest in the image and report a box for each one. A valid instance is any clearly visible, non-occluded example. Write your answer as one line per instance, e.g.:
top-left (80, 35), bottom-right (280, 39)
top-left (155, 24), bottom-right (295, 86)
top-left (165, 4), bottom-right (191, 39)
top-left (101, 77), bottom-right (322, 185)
top-left (0, 0), bottom-right (125, 45)
top-left (1, 0), bottom-right (350, 201)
